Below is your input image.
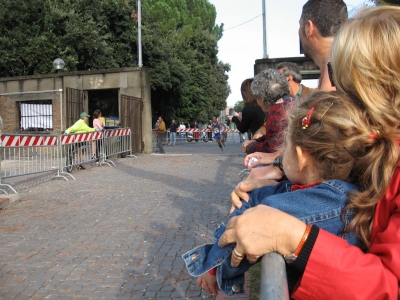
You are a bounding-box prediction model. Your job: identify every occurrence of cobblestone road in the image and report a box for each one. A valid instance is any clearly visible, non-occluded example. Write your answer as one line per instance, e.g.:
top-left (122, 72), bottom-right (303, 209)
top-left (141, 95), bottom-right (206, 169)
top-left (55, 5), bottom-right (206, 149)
top-left (0, 141), bottom-right (250, 299)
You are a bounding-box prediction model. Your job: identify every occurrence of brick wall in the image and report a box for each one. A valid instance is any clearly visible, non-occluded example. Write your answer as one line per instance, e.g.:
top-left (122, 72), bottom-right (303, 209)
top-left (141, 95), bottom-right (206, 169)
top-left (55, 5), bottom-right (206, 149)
top-left (0, 96), bottom-right (19, 133)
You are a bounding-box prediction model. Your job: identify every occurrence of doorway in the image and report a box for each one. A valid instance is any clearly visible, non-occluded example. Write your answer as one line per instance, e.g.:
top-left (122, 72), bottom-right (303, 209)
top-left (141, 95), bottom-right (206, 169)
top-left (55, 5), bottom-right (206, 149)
top-left (87, 89), bottom-right (119, 128)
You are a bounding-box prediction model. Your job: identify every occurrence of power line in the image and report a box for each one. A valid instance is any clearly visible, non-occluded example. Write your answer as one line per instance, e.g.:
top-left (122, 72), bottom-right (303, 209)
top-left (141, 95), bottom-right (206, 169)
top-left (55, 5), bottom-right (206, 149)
top-left (224, 14), bottom-right (262, 31)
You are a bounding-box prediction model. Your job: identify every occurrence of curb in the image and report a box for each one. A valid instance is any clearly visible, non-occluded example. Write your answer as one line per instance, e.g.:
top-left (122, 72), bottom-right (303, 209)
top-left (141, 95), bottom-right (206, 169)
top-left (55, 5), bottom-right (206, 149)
top-left (0, 193), bottom-right (21, 210)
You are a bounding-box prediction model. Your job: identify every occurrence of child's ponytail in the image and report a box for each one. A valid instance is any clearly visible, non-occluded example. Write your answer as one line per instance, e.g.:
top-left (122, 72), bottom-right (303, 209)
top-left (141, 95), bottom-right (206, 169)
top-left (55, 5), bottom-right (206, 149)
top-left (344, 129), bottom-right (399, 248)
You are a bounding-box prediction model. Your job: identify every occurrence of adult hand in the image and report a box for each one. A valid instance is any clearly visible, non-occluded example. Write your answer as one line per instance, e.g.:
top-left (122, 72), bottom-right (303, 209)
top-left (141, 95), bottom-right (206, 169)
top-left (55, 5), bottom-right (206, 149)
top-left (244, 152), bottom-right (278, 168)
top-left (219, 205), bottom-right (307, 267)
top-left (252, 133), bottom-right (263, 139)
top-left (230, 177), bottom-right (277, 213)
top-left (247, 165), bottom-right (283, 181)
top-left (242, 140), bottom-right (254, 153)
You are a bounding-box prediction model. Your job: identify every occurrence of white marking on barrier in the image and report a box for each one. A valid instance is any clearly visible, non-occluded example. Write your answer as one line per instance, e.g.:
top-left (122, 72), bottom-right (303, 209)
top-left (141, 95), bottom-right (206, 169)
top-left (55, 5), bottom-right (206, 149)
top-left (105, 128), bottom-right (130, 138)
top-left (1, 134), bottom-right (60, 147)
top-left (61, 134), bottom-right (72, 144)
top-left (1, 135), bottom-right (19, 147)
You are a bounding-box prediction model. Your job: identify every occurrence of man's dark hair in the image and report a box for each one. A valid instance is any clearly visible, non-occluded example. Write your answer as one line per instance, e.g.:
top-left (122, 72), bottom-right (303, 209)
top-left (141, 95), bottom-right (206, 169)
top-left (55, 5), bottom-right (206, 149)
top-left (251, 69), bottom-right (289, 106)
top-left (276, 62), bottom-right (302, 84)
top-left (301, 0), bottom-right (348, 37)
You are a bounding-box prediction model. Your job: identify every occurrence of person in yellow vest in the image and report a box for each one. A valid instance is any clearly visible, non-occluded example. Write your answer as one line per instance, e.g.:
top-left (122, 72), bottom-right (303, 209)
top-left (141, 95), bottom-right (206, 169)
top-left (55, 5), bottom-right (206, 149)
top-left (65, 112), bottom-right (95, 170)
top-left (156, 116), bottom-right (166, 154)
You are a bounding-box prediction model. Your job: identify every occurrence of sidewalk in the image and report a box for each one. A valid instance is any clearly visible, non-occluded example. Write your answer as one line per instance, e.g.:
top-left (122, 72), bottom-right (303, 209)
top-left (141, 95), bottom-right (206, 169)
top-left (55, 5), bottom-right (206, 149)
top-left (0, 142), bottom-right (253, 299)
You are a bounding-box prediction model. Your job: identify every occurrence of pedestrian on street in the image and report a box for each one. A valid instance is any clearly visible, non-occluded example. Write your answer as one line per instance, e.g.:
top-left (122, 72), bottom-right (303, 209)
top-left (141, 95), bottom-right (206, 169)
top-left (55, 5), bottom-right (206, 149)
top-left (91, 109), bottom-right (104, 162)
top-left (64, 112), bottom-right (96, 170)
top-left (179, 121), bottom-right (186, 143)
top-left (168, 119), bottom-right (178, 145)
top-left (193, 121), bottom-right (199, 141)
top-left (207, 120), bottom-right (213, 142)
top-left (156, 116), bottom-right (166, 153)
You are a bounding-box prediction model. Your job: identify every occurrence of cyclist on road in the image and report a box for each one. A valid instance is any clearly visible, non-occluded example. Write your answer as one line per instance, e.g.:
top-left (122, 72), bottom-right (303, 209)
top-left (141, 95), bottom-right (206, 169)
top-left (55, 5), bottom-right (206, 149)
top-left (65, 112), bottom-right (95, 170)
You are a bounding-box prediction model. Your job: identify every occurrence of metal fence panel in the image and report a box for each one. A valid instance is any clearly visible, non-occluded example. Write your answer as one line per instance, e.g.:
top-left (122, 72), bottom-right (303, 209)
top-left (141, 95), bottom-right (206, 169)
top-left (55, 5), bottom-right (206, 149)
top-left (0, 134), bottom-right (60, 179)
top-left (103, 128), bottom-right (132, 158)
top-left (0, 133), bottom-right (61, 193)
top-left (60, 131), bottom-right (108, 172)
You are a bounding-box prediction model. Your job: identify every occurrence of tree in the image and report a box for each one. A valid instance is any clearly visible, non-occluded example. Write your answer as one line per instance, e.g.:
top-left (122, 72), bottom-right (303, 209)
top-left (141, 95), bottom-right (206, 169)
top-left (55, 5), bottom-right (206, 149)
top-left (142, 0), bottom-right (230, 123)
top-left (0, 0), bottom-right (230, 123)
top-left (234, 101), bottom-right (244, 113)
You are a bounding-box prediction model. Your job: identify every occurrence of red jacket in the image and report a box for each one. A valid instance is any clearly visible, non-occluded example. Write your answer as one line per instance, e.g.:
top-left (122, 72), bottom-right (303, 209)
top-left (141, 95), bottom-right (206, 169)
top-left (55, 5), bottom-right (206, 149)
top-left (293, 154), bottom-right (400, 299)
top-left (246, 99), bottom-right (294, 154)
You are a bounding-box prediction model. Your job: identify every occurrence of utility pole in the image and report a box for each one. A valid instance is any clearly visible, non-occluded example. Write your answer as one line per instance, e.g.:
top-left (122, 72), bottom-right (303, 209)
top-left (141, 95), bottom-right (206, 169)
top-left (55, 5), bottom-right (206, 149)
top-left (262, 0), bottom-right (268, 58)
top-left (138, 0), bottom-right (143, 67)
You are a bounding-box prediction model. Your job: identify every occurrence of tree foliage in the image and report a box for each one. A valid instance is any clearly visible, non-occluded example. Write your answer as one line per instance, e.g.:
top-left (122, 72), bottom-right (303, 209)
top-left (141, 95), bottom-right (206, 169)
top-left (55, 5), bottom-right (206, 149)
top-left (234, 101), bottom-right (244, 113)
top-left (0, 0), bottom-right (230, 123)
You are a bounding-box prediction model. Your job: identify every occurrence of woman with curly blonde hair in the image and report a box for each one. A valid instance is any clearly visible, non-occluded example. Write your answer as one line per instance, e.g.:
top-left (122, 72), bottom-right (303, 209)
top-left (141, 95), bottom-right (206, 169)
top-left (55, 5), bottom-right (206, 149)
top-left (219, 6), bottom-right (400, 299)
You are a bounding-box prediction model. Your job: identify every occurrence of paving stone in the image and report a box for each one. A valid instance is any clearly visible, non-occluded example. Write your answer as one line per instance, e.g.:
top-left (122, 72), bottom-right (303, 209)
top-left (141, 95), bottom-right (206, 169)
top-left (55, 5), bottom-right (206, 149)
top-left (0, 143), bottom-right (251, 299)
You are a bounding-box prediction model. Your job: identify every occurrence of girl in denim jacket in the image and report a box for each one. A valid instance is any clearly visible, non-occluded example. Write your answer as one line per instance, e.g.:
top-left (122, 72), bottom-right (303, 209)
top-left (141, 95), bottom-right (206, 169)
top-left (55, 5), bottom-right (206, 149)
top-left (182, 91), bottom-right (399, 296)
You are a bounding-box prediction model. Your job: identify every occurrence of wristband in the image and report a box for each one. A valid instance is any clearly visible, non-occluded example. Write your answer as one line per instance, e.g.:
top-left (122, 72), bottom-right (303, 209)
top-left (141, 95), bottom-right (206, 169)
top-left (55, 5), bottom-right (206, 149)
top-left (208, 268), bottom-right (216, 276)
top-left (284, 224), bottom-right (312, 263)
top-left (291, 224), bottom-right (320, 272)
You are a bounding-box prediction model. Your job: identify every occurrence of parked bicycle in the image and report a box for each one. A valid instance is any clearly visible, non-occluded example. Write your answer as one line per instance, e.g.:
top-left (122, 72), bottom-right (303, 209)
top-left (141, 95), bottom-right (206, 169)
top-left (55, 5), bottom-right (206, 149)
top-left (65, 142), bottom-right (88, 173)
top-left (66, 144), bottom-right (77, 173)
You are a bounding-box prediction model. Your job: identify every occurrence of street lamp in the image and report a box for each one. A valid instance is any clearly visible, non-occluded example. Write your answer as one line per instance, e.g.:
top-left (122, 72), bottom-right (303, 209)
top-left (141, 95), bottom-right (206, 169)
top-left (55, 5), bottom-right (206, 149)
top-left (52, 59), bottom-right (65, 131)
top-left (52, 58), bottom-right (65, 71)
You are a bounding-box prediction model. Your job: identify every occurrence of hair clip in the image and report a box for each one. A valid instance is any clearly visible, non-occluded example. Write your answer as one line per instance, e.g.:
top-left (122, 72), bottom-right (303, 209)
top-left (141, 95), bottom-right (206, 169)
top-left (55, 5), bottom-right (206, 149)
top-left (368, 130), bottom-right (380, 140)
top-left (302, 107), bottom-right (315, 129)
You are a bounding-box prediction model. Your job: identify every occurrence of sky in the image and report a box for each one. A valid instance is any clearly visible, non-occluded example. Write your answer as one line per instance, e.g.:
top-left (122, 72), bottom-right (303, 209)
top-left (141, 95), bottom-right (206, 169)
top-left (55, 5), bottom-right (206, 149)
top-left (207, 0), bottom-right (370, 106)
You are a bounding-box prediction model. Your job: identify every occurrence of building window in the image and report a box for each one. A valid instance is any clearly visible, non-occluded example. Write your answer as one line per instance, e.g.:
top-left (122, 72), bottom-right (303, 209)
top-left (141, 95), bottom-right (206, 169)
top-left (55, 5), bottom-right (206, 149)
top-left (19, 100), bottom-right (53, 132)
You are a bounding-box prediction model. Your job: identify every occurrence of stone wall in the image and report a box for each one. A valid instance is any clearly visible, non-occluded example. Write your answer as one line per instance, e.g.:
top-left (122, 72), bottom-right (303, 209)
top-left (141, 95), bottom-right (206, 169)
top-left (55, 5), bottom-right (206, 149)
top-left (0, 68), bottom-right (152, 153)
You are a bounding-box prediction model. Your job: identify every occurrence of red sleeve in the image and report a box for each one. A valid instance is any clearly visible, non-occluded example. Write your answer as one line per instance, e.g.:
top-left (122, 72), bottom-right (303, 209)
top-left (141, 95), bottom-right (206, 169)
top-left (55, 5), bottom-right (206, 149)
top-left (246, 137), bottom-right (268, 154)
top-left (263, 104), bottom-right (287, 152)
top-left (293, 165), bottom-right (400, 300)
top-left (246, 104), bottom-right (288, 154)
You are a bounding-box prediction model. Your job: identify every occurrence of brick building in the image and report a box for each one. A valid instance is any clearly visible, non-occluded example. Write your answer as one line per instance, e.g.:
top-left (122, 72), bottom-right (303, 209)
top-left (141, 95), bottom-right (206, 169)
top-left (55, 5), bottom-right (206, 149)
top-left (0, 68), bottom-right (153, 153)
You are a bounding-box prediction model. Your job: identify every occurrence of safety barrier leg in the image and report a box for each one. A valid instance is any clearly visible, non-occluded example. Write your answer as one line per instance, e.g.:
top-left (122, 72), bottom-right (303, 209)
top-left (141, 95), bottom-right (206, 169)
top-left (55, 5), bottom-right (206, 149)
top-left (0, 134), bottom-right (17, 193)
top-left (126, 133), bottom-right (137, 158)
top-left (56, 135), bottom-right (75, 181)
top-left (97, 133), bottom-right (115, 167)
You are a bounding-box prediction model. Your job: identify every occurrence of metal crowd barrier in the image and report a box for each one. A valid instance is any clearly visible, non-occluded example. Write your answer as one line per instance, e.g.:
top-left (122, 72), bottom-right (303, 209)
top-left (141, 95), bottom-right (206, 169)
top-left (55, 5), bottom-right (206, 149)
top-left (103, 127), bottom-right (136, 159)
top-left (0, 128), bottom-right (136, 193)
top-left (60, 131), bottom-right (114, 180)
top-left (0, 133), bottom-right (64, 193)
top-left (151, 128), bottom-right (245, 147)
top-left (259, 252), bottom-right (289, 300)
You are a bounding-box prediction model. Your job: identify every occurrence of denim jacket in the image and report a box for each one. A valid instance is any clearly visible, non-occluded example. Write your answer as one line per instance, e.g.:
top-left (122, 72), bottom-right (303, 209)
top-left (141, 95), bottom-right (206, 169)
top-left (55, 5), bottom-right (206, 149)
top-left (182, 180), bottom-right (359, 296)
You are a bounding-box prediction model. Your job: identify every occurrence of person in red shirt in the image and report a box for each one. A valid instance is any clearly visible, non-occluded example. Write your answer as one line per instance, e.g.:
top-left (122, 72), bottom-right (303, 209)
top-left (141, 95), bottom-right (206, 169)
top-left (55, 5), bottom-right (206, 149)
top-left (242, 69), bottom-right (295, 155)
top-left (220, 6), bottom-right (400, 299)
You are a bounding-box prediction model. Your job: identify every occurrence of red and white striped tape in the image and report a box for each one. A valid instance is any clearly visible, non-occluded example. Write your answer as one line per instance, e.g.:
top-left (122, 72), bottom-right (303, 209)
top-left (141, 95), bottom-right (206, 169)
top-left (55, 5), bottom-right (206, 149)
top-left (61, 132), bottom-right (103, 145)
top-left (0, 134), bottom-right (59, 147)
top-left (104, 128), bottom-right (131, 138)
top-left (176, 128), bottom-right (200, 133)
